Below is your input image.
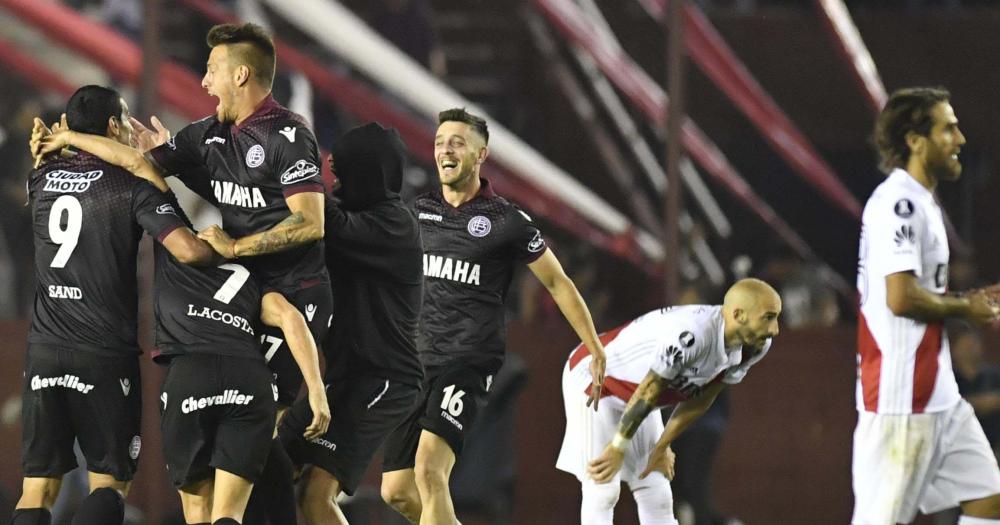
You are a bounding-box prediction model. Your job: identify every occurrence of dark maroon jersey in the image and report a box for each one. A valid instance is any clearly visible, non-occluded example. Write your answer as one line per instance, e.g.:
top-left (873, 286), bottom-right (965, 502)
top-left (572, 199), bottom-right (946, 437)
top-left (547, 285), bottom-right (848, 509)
top-left (149, 96), bottom-right (328, 293)
top-left (415, 178), bottom-right (547, 372)
top-left (28, 151), bottom-right (186, 355)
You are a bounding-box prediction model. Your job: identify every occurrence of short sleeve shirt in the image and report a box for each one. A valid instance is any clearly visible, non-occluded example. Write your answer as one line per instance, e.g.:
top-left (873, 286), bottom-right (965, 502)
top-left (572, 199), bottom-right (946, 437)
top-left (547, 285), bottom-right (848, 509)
top-left (149, 97), bottom-right (328, 292)
top-left (28, 152), bottom-right (185, 354)
top-left (415, 179), bottom-right (547, 372)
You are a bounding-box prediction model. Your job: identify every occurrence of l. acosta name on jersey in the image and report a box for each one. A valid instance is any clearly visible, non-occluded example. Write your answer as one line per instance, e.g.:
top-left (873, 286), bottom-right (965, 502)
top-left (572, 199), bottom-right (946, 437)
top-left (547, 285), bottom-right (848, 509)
top-left (210, 180), bottom-right (266, 208)
top-left (424, 254), bottom-right (481, 285)
top-left (186, 304), bottom-right (255, 335)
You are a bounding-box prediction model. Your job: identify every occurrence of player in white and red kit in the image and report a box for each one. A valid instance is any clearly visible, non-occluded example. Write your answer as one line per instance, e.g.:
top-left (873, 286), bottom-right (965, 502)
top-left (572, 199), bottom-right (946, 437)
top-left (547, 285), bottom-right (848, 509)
top-left (853, 87), bottom-right (1000, 525)
top-left (560, 279), bottom-right (781, 525)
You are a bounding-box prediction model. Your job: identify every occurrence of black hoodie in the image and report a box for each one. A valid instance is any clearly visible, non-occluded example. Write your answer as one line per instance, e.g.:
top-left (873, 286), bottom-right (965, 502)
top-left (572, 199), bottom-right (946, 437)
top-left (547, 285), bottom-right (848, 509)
top-left (323, 123), bottom-right (423, 386)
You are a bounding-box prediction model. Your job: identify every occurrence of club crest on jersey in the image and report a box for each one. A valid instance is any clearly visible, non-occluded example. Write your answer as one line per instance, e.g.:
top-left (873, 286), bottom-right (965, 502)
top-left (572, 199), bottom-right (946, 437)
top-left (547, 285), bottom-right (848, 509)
top-left (527, 231), bottom-right (545, 253)
top-left (129, 436), bottom-right (141, 460)
top-left (280, 160), bottom-right (319, 185)
top-left (679, 331), bottom-right (695, 348)
top-left (894, 198), bottom-right (914, 218)
top-left (246, 144), bottom-right (266, 168)
top-left (467, 216), bottom-right (491, 237)
top-left (43, 170), bottom-right (103, 193)
top-left (894, 224), bottom-right (916, 246)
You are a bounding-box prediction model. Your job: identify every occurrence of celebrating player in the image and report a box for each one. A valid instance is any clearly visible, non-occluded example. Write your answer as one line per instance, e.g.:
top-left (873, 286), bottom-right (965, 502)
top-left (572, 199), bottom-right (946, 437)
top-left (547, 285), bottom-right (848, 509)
top-left (573, 279), bottom-right (780, 525)
top-left (379, 108), bottom-right (607, 525)
top-left (278, 123), bottom-right (425, 524)
top-left (852, 87), bottom-right (1000, 525)
top-left (13, 85), bottom-right (218, 525)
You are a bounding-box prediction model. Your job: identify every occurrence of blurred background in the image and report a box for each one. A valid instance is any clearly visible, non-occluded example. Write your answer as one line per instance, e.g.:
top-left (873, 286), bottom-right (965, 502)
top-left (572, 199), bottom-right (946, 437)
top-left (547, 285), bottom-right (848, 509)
top-left (2, 0), bottom-right (1000, 523)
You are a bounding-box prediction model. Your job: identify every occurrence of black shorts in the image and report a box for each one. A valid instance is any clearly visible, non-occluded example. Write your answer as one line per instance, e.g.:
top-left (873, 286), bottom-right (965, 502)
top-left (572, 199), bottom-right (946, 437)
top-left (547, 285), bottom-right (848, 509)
top-left (279, 374), bottom-right (420, 495)
top-left (159, 354), bottom-right (277, 489)
top-left (382, 363), bottom-right (494, 470)
top-left (21, 344), bottom-right (142, 481)
top-left (261, 283), bottom-right (333, 406)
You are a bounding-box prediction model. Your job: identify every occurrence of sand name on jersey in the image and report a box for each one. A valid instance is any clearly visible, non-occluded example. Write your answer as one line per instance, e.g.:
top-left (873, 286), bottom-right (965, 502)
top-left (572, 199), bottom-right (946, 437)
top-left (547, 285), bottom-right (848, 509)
top-left (423, 254), bottom-right (481, 285)
top-left (181, 389), bottom-right (254, 414)
top-left (48, 285), bottom-right (82, 300)
top-left (186, 304), bottom-right (255, 335)
top-left (43, 170), bottom-right (103, 193)
top-left (210, 180), bottom-right (266, 208)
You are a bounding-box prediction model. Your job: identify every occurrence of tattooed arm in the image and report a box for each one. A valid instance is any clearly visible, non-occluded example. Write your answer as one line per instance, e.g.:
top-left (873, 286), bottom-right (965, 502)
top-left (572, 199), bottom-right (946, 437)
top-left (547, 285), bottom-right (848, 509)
top-left (586, 371), bottom-right (667, 483)
top-left (198, 192), bottom-right (325, 258)
top-left (637, 380), bottom-right (726, 480)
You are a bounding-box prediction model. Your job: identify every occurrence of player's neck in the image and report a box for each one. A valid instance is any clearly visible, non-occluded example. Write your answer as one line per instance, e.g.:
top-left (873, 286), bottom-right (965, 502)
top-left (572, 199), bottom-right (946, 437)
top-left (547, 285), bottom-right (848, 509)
top-left (721, 318), bottom-right (742, 349)
top-left (904, 162), bottom-right (937, 191)
top-left (441, 174), bottom-right (482, 208)
top-left (233, 87), bottom-right (272, 127)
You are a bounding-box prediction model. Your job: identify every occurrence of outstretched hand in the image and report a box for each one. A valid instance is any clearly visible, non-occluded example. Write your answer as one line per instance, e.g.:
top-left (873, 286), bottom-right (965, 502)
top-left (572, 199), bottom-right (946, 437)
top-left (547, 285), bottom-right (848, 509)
top-left (30, 114), bottom-right (69, 168)
top-left (129, 115), bottom-right (170, 152)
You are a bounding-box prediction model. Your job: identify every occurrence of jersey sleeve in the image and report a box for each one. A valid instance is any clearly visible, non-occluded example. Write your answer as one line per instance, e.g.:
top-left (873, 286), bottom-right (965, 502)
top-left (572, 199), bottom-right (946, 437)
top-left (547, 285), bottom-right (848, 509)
top-left (267, 122), bottom-right (324, 198)
top-left (864, 195), bottom-right (926, 278)
top-left (509, 206), bottom-right (548, 264)
top-left (649, 325), bottom-right (700, 381)
top-left (723, 339), bottom-right (772, 385)
top-left (148, 121), bottom-right (205, 177)
top-left (131, 179), bottom-right (187, 242)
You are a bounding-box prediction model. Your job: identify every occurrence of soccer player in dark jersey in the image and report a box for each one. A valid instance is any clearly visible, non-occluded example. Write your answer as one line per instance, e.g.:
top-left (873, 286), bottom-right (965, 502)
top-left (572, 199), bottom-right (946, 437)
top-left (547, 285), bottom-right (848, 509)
top-left (276, 123), bottom-right (424, 524)
top-left (380, 108), bottom-right (608, 525)
top-left (13, 85), bottom-right (219, 525)
top-left (43, 23), bottom-right (332, 523)
top-left (36, 120), bottom-right (333, 525)
top-left (152, 203), bottom-right (330, 525)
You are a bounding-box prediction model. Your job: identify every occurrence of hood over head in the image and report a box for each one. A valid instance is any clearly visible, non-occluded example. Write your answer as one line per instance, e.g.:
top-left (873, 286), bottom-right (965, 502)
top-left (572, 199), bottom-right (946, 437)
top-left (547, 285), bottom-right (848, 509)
top-left (331, 122), bottom-right (407, 210)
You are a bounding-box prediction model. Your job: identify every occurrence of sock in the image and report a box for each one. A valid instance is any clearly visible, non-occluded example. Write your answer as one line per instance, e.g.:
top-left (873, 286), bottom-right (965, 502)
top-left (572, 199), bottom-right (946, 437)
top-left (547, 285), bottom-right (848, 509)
top-left (9, 508), bottom-right (51, 525)
top-left (70, 487), bottom-right (124, 525)
top-left (580, 479), bottom-right (620, 525)
top-left (212, 519), bottom-right (241, 525)
top-left (628, 473), bottom-right (678, 525)
top-left (243, 439), bottom-right (296, 525)
top-left (958, 517), bottom-right (1000, 524)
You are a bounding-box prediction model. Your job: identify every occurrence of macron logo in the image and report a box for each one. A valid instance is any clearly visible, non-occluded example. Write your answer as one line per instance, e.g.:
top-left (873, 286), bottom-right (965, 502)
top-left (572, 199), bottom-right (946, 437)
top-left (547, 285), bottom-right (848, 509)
top-left (204, 137), bottom-right (226, 145)
top-left (181, 389), bottom-right (254, 414)
top-left (278, 126), bottom-right (297, 143)
top-left (419, 212), bottom-right (443, 222)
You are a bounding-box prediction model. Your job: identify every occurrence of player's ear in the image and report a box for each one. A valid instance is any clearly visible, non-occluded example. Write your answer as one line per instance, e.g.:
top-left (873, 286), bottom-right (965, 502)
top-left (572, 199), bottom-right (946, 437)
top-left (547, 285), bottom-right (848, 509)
top-left (905, 131), bottom-right (925, 158)
top-left (476, 145), bottom-right (489, 165)
top-left (106, 116), bottom-right (120, 138)
top-left (234, 64), bottom-right (251, 87)
top-left (733, 307), bottom-right (747, 324)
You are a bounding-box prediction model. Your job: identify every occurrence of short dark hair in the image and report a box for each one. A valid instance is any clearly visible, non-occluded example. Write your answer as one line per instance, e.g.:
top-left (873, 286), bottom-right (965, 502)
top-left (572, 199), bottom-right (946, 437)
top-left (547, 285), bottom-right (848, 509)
top-left (438, 108), bottom-right (489, 144)
top-left (65, 85), bottom-right (124, 135)
top-left (206, 23), bottom-right (276, 88)
top-left (874, 87), bottom-right (951, 172)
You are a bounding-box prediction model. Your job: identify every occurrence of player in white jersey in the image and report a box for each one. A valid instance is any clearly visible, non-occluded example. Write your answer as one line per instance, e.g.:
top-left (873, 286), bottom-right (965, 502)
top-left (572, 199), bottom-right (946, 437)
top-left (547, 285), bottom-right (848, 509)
top-left (853, 87), bottom-right (1000, 525)
top-left (558, 279), bottom-right (780, 525)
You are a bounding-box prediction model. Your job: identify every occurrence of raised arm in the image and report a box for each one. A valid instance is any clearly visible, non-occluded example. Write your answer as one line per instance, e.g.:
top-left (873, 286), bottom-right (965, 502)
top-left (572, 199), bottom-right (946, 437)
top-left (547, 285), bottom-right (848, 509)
top-left (35, 125), bottom-right (170, 192)
top-left (198, 191), bottom-right (325, 259)
top-left (528, 249), bottom-right (606, 409)
top-left (259, 291), bottom-right (330, 439)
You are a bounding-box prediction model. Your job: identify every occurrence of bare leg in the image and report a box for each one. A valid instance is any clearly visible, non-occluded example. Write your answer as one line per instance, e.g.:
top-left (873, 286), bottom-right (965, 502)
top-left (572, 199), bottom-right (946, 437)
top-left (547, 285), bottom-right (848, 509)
top-left (211, 470), bottom-right (255, 523)
top-left (381, 469), bottom-right (422, 524)
top-left (414, 431), bottom-right (458, 525)
top-left (86, 472), bottom-right (130, 497)
top-left (16, 477), bottom-right (62, 510)
top-left (178, 478), bottom-right (213, 525)
top-left (300, 467), bottom-right (348, 525)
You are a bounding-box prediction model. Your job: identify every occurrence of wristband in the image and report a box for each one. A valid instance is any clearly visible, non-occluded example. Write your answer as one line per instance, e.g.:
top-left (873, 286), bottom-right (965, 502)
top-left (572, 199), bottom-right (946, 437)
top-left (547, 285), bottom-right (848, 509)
top-left (611, 433), bottom-right (629, 452)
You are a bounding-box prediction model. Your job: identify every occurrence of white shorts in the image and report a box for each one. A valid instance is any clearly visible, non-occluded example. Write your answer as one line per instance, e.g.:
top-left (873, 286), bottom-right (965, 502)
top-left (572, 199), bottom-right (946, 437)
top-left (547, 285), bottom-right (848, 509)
top-left (851, 399), bottom-right (1000, 525)
top-left (555, 364), bottom-right (665, 483)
